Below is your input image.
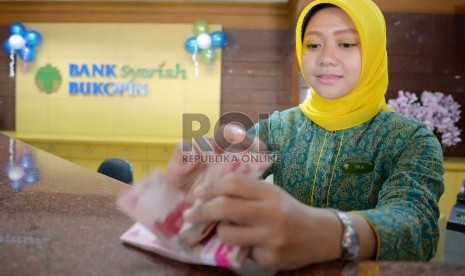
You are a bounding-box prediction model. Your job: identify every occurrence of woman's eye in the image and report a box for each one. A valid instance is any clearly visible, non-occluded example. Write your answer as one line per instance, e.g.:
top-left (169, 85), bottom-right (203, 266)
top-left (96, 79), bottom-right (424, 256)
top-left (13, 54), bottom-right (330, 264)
top-left (339, 43), bottom-right (357, 48)
top-left (306, 44), bottom-right (320, 49)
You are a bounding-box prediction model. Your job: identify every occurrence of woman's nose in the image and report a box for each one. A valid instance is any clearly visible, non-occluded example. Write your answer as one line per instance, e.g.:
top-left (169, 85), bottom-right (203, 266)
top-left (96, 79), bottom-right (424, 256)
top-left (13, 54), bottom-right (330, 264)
top-left (318, 45), bottom-right (338, 66)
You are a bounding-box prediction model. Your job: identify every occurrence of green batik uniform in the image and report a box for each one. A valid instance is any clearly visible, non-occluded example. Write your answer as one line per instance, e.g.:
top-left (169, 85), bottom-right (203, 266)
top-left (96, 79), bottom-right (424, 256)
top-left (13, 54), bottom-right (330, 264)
top-left (251, 107), bottom-right (444, 261)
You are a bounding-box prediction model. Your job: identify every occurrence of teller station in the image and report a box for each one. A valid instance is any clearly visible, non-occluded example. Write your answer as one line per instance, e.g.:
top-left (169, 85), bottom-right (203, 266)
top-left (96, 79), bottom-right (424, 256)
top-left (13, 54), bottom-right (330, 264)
top-left (1, 133), bottom-right (465, 275)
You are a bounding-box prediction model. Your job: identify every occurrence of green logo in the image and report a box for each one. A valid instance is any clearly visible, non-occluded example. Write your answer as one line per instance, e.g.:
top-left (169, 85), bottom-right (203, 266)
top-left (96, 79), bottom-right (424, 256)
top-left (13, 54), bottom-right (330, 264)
top-left (35, 64), bottom-right (62, 94)
top-left (341, 161), bottom-right (374, 174)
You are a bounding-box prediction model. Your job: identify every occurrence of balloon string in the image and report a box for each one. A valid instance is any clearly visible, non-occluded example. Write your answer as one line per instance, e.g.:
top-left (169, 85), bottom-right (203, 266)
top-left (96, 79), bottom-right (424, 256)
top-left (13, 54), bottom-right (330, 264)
top-left (23, 51), bottom-right (28, 72)
top-left (9, 49), bottom-right (15, 77)
top-left (192, 47), bottom-right (199, 77)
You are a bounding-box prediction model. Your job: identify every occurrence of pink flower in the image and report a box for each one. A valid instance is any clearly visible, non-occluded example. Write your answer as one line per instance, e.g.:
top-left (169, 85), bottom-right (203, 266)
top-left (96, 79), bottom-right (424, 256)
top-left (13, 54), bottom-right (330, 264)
top-left (388, 90), bottom-right (462, 149)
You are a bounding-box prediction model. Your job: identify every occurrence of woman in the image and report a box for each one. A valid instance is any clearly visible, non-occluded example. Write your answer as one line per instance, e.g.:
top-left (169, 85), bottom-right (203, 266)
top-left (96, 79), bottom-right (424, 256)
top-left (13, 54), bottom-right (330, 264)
top-left (176, 0), bottom-right (444, 270)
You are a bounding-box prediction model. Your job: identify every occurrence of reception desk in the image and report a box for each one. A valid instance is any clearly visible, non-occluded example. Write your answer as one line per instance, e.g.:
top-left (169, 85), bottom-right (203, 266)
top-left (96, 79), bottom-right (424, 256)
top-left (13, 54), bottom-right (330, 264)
top-left (1, 133), bottom-right (464, 275)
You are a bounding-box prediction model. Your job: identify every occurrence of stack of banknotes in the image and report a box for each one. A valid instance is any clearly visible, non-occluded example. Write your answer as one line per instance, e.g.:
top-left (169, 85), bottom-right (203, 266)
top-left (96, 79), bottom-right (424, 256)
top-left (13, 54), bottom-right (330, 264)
top-left (117, 150), bottom-right (272, 270)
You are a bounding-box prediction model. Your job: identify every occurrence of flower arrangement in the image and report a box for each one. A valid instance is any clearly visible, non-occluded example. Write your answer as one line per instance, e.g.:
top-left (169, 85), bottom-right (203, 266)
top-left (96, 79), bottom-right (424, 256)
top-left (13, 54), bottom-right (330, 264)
top-left (388, 90), bottom-right (462, 149)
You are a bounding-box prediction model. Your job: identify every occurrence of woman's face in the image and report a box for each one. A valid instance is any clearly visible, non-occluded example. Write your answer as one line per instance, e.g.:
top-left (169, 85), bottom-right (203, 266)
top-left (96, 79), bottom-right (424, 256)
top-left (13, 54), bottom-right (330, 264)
top-left (301, 7), bottom-right (361, 99)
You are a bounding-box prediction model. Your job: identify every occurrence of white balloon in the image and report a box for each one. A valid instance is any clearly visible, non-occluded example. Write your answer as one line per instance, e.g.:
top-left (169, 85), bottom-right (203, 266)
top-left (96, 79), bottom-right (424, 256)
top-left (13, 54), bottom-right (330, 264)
top-left (196, 33), bottom-right (212, 50)
top-left (9, 34), bottom-right (25, 50)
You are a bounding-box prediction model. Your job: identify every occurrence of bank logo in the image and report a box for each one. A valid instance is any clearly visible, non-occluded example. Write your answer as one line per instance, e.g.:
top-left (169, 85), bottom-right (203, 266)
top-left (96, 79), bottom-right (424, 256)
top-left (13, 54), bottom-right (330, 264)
top-left (35, 64), bottom-right (62, 94)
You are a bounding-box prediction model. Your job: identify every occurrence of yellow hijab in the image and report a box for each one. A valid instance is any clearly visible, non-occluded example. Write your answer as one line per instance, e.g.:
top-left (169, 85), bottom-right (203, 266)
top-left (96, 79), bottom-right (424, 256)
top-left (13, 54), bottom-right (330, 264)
top-left (297, 0), bottom-right (390, 131)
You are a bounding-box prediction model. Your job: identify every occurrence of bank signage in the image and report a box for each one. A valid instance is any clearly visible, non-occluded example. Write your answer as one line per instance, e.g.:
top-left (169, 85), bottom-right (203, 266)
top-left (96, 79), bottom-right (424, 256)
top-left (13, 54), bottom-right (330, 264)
top-left (17, 23), bottom-right (221, 139)
top-left (68, 62), bottom-right (187, 96)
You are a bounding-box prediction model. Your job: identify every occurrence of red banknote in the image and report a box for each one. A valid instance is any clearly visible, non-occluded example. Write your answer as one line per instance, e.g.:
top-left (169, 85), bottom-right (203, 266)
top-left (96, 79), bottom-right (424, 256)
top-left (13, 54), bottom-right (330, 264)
top-left (116, 150), bottom-right (272, 269)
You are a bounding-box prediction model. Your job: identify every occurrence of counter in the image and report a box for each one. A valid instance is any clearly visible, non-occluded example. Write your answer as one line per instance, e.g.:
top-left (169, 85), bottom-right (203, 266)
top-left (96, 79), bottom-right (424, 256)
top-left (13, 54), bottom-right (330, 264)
top-left (1, 133), bottom-right (463, 275)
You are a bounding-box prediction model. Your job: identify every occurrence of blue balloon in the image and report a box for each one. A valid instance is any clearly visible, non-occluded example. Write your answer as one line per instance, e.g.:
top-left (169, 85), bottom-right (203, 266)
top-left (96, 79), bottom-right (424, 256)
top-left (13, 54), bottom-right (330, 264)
top-left (184, 37), bottom-right (198, 54)
top-left (25, 31), bottom-right (42, 48)
top-left (18, 46), bottom-right (35, 62)
top-left (211, 31), bottom-right (227, 48)
top-left (3, 39), bottom-right (11, 54)
top-left (9, 22), bottom-right (26, 36)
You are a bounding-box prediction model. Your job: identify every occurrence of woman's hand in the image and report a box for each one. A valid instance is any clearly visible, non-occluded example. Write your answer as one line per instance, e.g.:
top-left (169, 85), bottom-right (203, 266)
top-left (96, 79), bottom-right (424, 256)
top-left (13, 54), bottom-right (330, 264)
top-left (182, 174), bottom-right (343, 270)
top-left (165, 124), bottom-right (264, 198)
top-left (165, 141), bottom-right (207, 195)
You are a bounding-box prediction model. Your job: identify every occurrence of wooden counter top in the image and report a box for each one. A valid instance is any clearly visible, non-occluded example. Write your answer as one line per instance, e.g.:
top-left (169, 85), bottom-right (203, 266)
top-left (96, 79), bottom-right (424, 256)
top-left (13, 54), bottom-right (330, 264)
top-left (1, 133), bottom-right (464, 275)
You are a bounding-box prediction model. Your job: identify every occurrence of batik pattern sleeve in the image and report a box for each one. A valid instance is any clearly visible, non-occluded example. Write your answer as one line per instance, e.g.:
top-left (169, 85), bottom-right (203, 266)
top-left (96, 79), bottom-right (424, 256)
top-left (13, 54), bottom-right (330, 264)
top-left (356, 122), bottom-right (444, 261)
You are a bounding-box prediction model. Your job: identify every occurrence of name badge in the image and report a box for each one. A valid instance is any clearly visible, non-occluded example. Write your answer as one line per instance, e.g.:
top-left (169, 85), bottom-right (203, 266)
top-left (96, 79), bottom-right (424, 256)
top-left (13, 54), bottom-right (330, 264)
top-left (341, 161), bottom-right (374, 174)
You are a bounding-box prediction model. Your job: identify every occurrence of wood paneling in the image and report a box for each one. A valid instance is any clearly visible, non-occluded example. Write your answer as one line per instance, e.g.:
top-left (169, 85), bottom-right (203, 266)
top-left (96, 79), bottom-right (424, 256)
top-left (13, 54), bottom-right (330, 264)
top-left (373, 0), bottom-right (465, 14)
top-left (291, 1), bottom-right (464, 29)
top-left (385, 13), bottom-right (465, 157)
top-left (291, 0), bottom-right (465, 20)
top-left (0, 26), bottom-right (15, 130)
top-left (221, 28), bottom-right (294, 125)
top-left (0, 1), bottom-right (291, 30)
top-left (0, 96), bottom-right (15, 130)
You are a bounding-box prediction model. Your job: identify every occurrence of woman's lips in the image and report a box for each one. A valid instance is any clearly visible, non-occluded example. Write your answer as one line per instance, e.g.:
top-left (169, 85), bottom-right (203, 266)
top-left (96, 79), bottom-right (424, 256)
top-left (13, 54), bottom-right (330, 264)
top-left (316, 74), bottom-right (342, 84)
